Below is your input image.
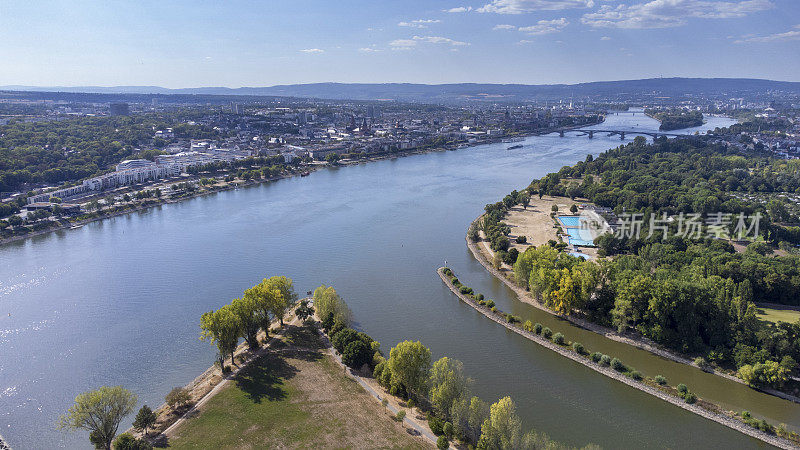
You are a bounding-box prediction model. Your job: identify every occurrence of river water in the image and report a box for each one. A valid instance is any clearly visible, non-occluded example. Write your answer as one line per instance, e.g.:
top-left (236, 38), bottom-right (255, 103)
top-left (3, 112), bottom-right (793, 449)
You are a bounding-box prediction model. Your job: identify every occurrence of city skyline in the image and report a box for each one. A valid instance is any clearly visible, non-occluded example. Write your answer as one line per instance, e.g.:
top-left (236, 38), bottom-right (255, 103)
top-left (1, 0), bottom-right (798, 88)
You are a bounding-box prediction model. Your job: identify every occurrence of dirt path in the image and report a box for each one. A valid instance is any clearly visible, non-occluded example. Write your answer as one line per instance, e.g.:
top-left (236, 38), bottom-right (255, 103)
top-left (438, 267), bottom-right (797, 450)
top-left (316, 329), bottom-right (438, 448)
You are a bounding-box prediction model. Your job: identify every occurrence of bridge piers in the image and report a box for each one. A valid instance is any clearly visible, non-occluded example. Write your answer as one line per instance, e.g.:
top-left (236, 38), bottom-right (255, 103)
top-left (620, 132), bottom-right (625, 140)
top-left (559, 130), bottom-right (564, 137)
top-left (588, 130), bottom-right (594, 139)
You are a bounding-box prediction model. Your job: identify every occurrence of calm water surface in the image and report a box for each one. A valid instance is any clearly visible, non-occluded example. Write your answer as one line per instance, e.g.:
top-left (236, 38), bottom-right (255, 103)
top-left (4, 112), bottom-right (791, 449)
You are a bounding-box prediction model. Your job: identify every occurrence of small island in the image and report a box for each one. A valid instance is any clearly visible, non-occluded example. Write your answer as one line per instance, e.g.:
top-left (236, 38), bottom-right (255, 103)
top-left (645, 108), bottom-right (704, 130)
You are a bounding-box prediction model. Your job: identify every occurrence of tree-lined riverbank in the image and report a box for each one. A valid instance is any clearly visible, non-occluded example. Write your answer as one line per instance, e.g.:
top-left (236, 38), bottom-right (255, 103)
top-left (4, 112), bottom-right (752, 449)
top-left (438, 267), bottom-right (799, 449)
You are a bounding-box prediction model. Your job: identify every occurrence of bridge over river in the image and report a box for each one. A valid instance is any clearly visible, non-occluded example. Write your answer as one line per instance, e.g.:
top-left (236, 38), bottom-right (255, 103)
top-left (558, 128), bottom-right (686, 139)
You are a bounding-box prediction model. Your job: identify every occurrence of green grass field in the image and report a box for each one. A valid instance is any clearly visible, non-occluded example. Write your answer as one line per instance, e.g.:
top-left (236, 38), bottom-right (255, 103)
top-left (756, 307), bottom-right (800, 324)
top-left (166, 323), bottom-right (425, 449)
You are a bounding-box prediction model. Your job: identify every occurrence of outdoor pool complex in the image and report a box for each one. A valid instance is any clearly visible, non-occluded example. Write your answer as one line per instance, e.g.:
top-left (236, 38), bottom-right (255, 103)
top-left (558, 215), bottom-right (596, 247)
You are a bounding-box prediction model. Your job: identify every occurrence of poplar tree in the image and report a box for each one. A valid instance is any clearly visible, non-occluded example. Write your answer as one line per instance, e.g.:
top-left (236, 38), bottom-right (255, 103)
top-left (200, 304), bottom-right (241, 367)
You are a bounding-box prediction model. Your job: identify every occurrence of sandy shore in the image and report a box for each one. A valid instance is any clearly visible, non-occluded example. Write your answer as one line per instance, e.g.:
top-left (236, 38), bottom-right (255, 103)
top-left (438, 267), bottom-right (797, 450)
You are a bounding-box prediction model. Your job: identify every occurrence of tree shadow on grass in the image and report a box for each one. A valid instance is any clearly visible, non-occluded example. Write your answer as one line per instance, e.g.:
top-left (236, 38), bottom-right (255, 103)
top-left (282, 323), bottom-right (327, 350)
top-left (234, 352), bottom-right (298, 404)
top-left (233, 323), bottom-right (328, 403)
top-left (289, 348), bottom-right (324, 363)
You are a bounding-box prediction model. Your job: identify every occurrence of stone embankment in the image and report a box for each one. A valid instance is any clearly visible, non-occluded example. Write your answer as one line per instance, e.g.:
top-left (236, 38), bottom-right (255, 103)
top-left (467, 214), bottom-right (800, 405)
top-left (438, 267), bottom-right (797, 450)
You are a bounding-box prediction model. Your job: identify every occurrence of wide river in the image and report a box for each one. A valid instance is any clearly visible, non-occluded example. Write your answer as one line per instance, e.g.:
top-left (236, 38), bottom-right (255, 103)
top-left (2, 111), bottom-right (795, 449)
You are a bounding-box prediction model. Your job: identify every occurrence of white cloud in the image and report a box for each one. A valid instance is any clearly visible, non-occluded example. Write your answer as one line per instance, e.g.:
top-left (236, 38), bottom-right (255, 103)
top-left (477, 0), bottom-right (593, 14)
top-left (581, 0), bottom-right (773, 29)
top-left (518, 17), bottom-right (569, 34)
top-left (358, 47), bottom-right (381, 52)
top-left (399, 19), bottom-right (442, 28)
top-left (389, 35), bottom-right (471, 50)
top-left (416, 35), bottom-right (470, 45)
top-left (600, 35), bottom-right (611, 40)
top-left (445, 6), bottom-right (473, 12)
top-left (389, 39), bottom-right (418, 50)
top-left (735, 24), bottom-right (800, 43)
top-left (299, 48), bottom-right (324, 53)
top-left (493, 24), bottom-right (517, 30)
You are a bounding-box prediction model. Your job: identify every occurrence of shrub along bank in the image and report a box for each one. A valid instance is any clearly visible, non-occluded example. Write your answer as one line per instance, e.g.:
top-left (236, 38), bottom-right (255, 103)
top-left (316, 283), bottom-right (593, 450)
top-left (441, 267), bottom-right (800, 447)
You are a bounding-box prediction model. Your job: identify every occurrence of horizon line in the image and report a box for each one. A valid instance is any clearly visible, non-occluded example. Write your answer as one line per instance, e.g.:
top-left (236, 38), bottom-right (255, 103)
top-left (2, 76), bottom-right (800, 92)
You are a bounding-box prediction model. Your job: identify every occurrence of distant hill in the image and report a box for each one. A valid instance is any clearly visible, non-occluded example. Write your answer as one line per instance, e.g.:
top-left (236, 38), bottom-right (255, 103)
top-left (2, 78), bottom-right (799, 103)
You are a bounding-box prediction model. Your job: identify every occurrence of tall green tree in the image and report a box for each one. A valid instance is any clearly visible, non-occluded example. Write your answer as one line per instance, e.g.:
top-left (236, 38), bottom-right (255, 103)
top-left (313, 285), bottom-right (351, 325)
top-left (429, 357), bottom-right (470, 420)
top-left (517, 192), bottom-right (530, 210)
top-left (231, 296), bottom-right (261, 350)
top-left (243, 282), bottom-right (282, 335)
top-left (387, 340), bottom-right (432, 401)
top-left (451, 395), bottom-right (489, 445)
top-left (57, 386), bottom-right (137, 450)
top-left (611, 274), bottom-right (652, 333)
top-left (263, 276), bottom-right (298, 325)
top-left (477, 396), bottom-right (522, 450)
top-left (200, 304), bottom-right (241, 367)
top-left (132, 405), bottom-right (157, 436)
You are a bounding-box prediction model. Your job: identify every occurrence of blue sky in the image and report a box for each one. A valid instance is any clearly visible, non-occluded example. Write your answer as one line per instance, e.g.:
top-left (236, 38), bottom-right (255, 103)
top-left (0, 0), bottom-right (798, 87)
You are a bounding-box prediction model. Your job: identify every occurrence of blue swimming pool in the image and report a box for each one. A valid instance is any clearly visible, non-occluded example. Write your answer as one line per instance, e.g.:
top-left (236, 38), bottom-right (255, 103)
top-left (569, 252), bottom-right (592, 260)
top-left (565, 227), bottom-right (596, 246)
top-left (559, 215), bottom-right (581, 227)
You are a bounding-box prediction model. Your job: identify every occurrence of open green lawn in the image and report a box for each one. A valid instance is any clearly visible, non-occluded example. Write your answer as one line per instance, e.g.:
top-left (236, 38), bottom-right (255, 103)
top-left (756, 307), bottom-right (800, 324)
top-left (166, 324), bottom-right (426, 449)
